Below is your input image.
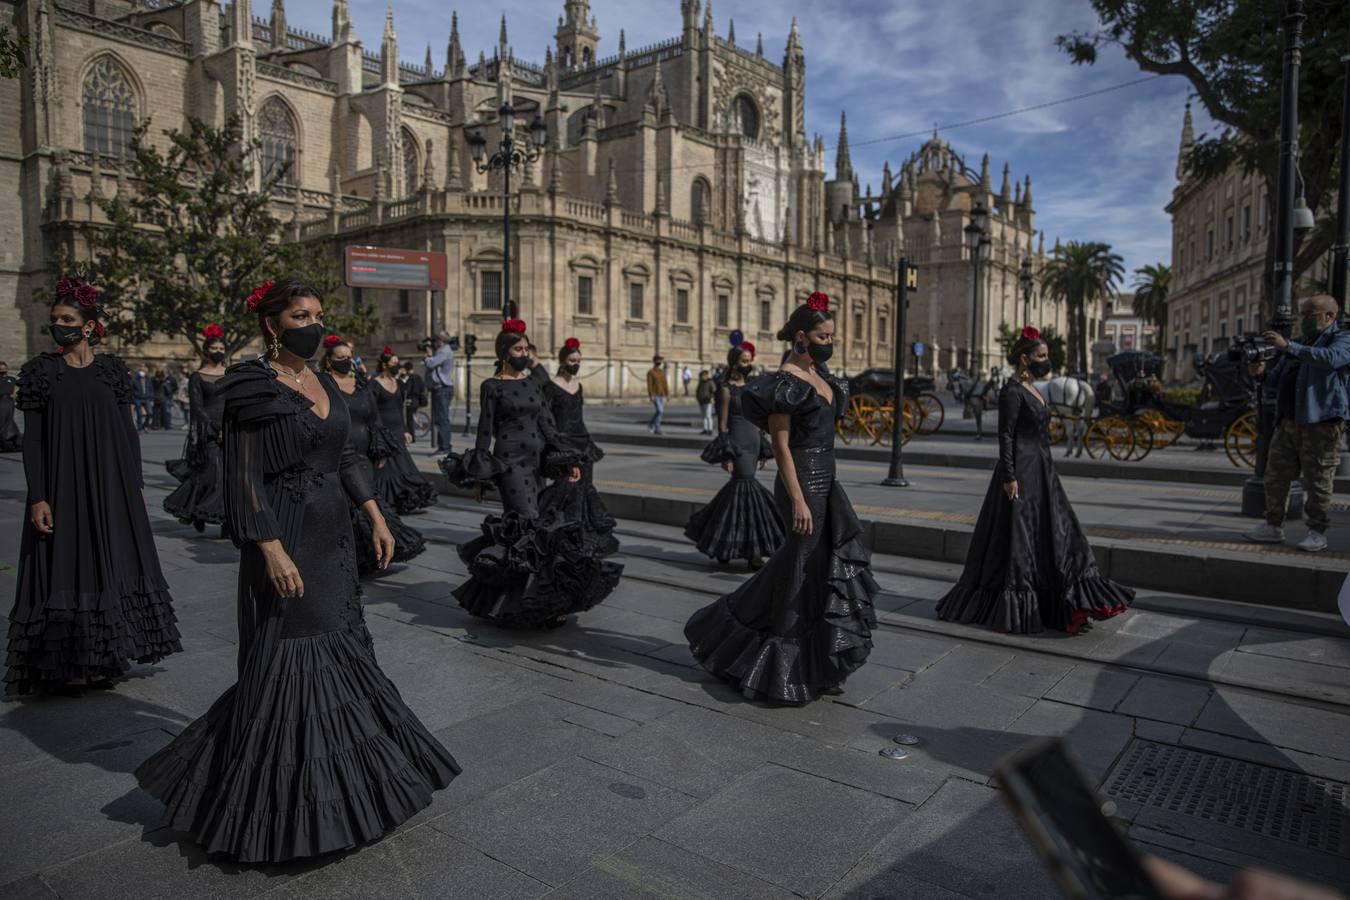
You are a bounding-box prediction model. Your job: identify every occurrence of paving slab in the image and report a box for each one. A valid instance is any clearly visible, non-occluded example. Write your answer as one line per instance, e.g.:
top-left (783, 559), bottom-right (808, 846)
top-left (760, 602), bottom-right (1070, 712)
top-left (545, 836), bottom-right (796, 900)
top-left (1193, 690), bottom-right (1350, 762)
top-left (1042, 663), bottom-right (1140, 713)
top-left (657, 763), bottom-right (913, 898)
top-left (1117, 675), bottom-right (1214, 727)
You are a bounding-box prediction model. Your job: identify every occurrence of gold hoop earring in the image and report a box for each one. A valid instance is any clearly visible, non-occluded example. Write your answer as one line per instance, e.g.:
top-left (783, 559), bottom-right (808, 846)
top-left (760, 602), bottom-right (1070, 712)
top-left (269, 334), bottom-right (281, 359)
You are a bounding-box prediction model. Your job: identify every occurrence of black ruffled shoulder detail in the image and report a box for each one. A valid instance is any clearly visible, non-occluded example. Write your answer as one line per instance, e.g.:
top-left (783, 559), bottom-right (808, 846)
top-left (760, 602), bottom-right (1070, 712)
top-left (741, 371), bottom-right (820, 430)
top-left (439, 449), bottom-right (506, 488)
top-left (216, 359), bottom-right (311, 425)
top-left (15, 352), bottom-right (62, 411)
top-left (826, 373), bottom-right (850, 419)
top-left (92, 354), bottom-right (134, 405)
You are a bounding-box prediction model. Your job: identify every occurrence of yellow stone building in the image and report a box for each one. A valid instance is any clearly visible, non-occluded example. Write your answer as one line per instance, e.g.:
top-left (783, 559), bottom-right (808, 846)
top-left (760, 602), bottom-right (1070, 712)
top-left (4, 0), bottom-right (1070, 391)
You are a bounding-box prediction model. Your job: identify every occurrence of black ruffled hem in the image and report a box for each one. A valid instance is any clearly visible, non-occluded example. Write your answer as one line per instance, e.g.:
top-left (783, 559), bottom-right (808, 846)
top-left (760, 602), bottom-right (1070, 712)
top-left (684, 479), bottom-right (785, 561)
top-left (352, 499), bottom-right (426, 577)
top-left (134, 626), bottom-right (459, 863)
top-left (163, 476), bottom-right (226, 527)
top-left (937, 572), bottom-right (1134, 635)
top-left (375, 471), bottom-right (438, 515)
top-left (5, 586), bottom-right (182, 694)
top-left (438, 450), bottom-right (504, 489)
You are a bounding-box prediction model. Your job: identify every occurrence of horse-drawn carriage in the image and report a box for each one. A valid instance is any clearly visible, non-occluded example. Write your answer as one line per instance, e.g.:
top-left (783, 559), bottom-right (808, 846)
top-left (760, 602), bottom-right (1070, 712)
top-left (1076, 350), bottom-right (1258, 467)
top-left (834, 369), bottom-right (946, 446)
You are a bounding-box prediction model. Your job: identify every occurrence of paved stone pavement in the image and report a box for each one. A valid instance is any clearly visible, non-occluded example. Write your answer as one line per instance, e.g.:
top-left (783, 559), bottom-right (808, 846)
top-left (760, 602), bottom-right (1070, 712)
top-left (1, 437), bottom-right (1349, 898)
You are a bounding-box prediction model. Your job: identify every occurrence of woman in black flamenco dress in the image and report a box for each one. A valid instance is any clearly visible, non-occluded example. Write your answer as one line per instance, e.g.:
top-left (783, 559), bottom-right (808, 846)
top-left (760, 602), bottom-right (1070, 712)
top-left (369, 346), bottom-right (437, 515)
top-left (6, 280), bottom-right (180, 694)
top-left (937, 328), bottom-right (1134, 635)
top-left (0, 361), bottom-right (21, 452)
top-left (685, 342), bottom-right (784, 569)
top-left (441, 322), bottom-right (620, 629)
top-left (323, 336), bottom-right (426, 576)
top-left (163, 325), bottom-right (228, 533)
top-left (135, 281), bottom-right (458, 863)
top-left (684, 295), bottom-right (879, 704)
top-left (539, 338), bottom-right (622, 560)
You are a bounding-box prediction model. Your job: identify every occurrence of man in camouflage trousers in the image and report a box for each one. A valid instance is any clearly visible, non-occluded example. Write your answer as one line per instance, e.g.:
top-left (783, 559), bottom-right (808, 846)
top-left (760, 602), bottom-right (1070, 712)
top-left (1246, 294), bottom-right (1350, 553)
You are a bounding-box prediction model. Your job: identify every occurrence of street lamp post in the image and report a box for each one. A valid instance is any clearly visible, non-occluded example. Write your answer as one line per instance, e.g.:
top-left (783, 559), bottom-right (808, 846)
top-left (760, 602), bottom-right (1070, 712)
top-left (1019, 256), bottom-right (1035, 326)
top-left (469, 104), bottom-right (548, 321)
top-left (1332, 45), bottom-right (1350, 310)
top-left (963, 202), bottom-right (990, 374)
top-left (883, 258), bottom-right (919, 488)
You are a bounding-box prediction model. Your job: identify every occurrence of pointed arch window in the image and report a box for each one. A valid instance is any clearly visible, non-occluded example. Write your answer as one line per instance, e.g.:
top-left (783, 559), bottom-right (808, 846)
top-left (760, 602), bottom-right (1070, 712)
top-left (691, 177), bottom-right (711, 225)
top-left (402, 129), bottom-right (420, 195)
top-left (735, 94), bottom-right (759, 141)
top-left (82, 57), bottom-right (138, 158)
top-left (258, 97), bottom-right (298, 186)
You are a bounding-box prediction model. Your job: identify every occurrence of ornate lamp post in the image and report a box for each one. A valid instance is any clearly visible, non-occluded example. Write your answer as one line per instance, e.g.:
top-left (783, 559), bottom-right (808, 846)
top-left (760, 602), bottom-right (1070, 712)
top-left (963, 202), bottom-right (991, 373)
top-left (468, 104), bottom-right (548, 320)
top-left (1019, 256), bottom-right (1036, 326)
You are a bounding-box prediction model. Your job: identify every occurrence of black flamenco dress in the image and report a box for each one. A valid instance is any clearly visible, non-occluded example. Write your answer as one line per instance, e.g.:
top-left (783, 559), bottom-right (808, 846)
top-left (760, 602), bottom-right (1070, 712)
top-left (685, 381), bottom-right (785, 563)
top-left (163, 371), bottom-right (226, 528)
top-left (370, 377), bottom-right (437, 514)
top-left (135, 361), bottom-right (459, 863)
top-left (539, 379), bottom-right (622, 558)
top-left (6, 353), bottom-right (181, 694)
top-left (441, 375), bottom-right (621, 628)
top-left (683, 371), bottom-right (879, 704)
top-left (937, 381), bottom-right (1134, 635)
top-left (0, 373), bottom-right (21, 451)
top-left (337, 376), bottom-right (426, 576)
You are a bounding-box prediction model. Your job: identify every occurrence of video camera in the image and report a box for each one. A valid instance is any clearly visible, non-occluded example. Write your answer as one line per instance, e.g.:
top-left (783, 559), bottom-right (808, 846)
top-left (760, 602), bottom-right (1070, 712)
top-left (1227, 335), bottom-right (1280, 366)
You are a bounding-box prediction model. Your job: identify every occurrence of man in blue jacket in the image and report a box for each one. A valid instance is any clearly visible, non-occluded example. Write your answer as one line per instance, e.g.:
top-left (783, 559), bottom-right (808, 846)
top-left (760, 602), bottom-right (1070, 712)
top-left (131, 363), bottom-right (154, 432)
top-left (1246, 294), bottom-right (1350, 552)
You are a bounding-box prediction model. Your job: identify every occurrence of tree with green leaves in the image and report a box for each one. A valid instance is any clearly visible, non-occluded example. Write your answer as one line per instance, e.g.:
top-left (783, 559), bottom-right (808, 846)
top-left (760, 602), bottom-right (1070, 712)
top-left (1131, 263), bottom-right (1171, 352)
top-left (998, 322), bottom-right (1068, 372)
top-left (1057, 0), bottom-right (1347, 320)
top-left (1040, 241), bottom-right (1125, 374)
top-left (70, 116), bottom-right (379, 358)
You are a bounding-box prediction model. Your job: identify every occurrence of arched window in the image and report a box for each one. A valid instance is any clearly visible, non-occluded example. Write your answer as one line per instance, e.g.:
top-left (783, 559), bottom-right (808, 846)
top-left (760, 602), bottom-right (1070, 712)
top-left (402, 129), bottom-right (420, 195)
top-left (82, 57), bottom-right (137, 157)
top-left (690, 177), bottom-right (711, 224)
top-left (258, 97), bottom-right (298, 186)
top-left (735, 94), bottom-right (759, 141)
top-left (581, 47), bottom-right (592, 67)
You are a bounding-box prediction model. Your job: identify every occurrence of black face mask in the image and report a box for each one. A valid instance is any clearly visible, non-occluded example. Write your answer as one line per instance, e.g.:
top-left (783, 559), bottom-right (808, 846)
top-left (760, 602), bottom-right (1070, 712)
top-left (808, 343), bottom-right (833, 364)
top-left (279, 323), bottom-right (325, 360)
top-left (207, 350), bottom-right (226, 364)
top-left (507, 356), bottom-right (532, 372)
top-left (330, 358), bottom-right (354, 375)
top-left (560, 362), bottom-right (581, 376)
top-left (1028, 359), bottom-right (1053, 378)
top-left (737, 364), bottom-right (755, 377)
top-left (51, 324), bottom-right (86, 347)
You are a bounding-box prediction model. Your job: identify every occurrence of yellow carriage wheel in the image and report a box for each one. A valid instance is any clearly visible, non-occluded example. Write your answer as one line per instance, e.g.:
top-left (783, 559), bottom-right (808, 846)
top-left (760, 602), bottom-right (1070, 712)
top-left (1084, 417), bottom-right (1135, 461)
top-left (1047, 411), bottom-right (1068, 445)
top-left (1225, 410), bottom-right (1259, 469)
top-left (913, 392), bottom-right (945, 435)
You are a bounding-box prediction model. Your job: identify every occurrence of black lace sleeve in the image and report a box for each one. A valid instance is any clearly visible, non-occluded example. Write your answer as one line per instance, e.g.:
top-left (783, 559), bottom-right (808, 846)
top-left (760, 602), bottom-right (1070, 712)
top-left (15, 353), bottom-right (59, 412)
top-left (997, 382), bottom-right (1022, 484)
top-left (741, 371), bottom-right (819, 430)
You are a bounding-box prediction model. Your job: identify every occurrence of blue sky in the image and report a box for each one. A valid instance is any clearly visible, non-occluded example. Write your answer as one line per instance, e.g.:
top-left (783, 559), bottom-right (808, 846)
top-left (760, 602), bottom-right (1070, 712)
top-left (286, 0), bottom-right (1216, 281)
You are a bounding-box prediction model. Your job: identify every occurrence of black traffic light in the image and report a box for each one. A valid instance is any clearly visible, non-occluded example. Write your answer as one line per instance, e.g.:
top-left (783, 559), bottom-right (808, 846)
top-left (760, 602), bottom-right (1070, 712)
top-left (464, 334), bottom-right (478, 358)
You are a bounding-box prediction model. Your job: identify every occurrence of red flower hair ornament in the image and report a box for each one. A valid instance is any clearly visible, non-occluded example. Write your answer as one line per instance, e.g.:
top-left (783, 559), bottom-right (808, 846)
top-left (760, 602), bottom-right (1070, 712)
top-left (245, 280), bottom-right (274, 312)
top-left (381, 345), bottom-right (393, 356)
top-left (502, 318), bottom-right (528, 335)
top-left (55, 276), bottom-right (99, 309)
top-left (563, 337), bottom-right (581, 351)
top-left (806, 291), bottom-right (830, 312)
top-left (1021, 326), bottom-right (1041, 342)
top-left (202, 323), bottom-right (225, 340)
top-left (741, 341), bottom-right (757, 359)
top-left (322, 334), bottom-right (344, 349)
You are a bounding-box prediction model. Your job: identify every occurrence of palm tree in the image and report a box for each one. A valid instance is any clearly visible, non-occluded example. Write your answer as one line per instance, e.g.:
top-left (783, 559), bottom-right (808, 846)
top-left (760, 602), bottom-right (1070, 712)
top-left (1040, 241), bottom-right (1124, 374)
top-left (1131, 263), bottom-right (1171, 353)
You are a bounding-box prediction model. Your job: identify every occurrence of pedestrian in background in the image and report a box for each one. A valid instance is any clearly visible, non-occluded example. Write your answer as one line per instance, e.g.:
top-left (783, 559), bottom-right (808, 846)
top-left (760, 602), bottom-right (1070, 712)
top-left (1246, 293), bottom-right (1350, 553)
top-left (174, 365), bottom-right (192, 428)
top-left (647, 355), bottom-right (669, 435)
top-left (400, 360), bottom-right (426, 443)
top-left (695, 369), bottom-right (716, 434)
top-left (682, 364), bottom-right (692, 397)
top-left (0, 361), bottom-right (20, 452)
top-left (423, 331), bottom-right (455, 453)
top-left (132, 363), bottom-right (153, 431)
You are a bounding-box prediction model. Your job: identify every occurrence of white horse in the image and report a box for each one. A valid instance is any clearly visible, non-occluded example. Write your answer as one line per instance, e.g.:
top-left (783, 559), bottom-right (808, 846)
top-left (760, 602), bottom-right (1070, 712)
top-left (1034, 376), bottom-right (1095, 457)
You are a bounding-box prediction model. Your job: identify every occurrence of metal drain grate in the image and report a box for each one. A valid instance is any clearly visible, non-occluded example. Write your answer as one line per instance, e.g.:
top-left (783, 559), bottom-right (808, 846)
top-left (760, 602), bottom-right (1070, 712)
top-left (1104, 740), bottom-right (1349, 858)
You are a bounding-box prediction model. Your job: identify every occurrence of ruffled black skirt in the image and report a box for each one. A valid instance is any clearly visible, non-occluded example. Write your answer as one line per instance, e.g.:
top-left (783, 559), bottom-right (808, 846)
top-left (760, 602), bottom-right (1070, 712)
top-left (685, 478), bottom-right (784, 562)
top-left (163, 440), bottom-right (226, 526)
top-left (684, 471), bottom-right (878, 705)
top-left (351, 496), bottom-right (426, 577)
top-left (374, 446), bottom-right (437, 515)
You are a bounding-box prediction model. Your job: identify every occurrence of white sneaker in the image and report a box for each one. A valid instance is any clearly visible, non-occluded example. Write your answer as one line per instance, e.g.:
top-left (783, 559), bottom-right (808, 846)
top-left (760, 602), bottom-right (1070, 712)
top-left (1244, 523), bottom-right (1285, 544)
top-left (1297, 530), bottom-right (1328, 553)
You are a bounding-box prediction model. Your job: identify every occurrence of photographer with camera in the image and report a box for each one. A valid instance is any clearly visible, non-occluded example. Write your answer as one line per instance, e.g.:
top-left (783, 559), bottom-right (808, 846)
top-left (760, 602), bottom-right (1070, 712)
top-left (1244, 294), bottom-right (1350, 553)
top-left (423, 331), bottom-right (456, 454)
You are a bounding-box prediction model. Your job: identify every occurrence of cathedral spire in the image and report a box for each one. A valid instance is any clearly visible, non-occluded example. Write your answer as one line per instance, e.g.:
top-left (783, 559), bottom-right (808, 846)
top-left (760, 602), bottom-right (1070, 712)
top-left (619, 28), bottom-right (626, 63)
top-left (979, 153), bottom-right (991, 193)
top-left (787, 16), bottom-right (801, 52)
top-left (499, 14), bottom-right (509, 52)
top-left (447, 12), bottom-right (462, 76)
top-left (1014, 180), bottom-right (1022, 205)
top-left (380, 6), bottom-right (398, 87)
top-left (835, 111), bottom-right (852, 181)
top-left (703, 0), bottom-right (713, 34)
top-left (424, 42), bottom-right (433, 73)
top-left (1176, 100), bottom-right (1195, 180)
top-left (881, 161), bottom-right (893, 196)
top-left (269, 0), bottom-right (286, 51)
top-left (331, 0), bottom-right (349, 44)
top-left (756, 32), bottom-right (763, 56)
top-left (1023, 174), bottom-right (1033, 210)
top-left (727, 18), bottom-right (735, 46)
top-left (998, 161), bottom-right (1011, 206)
top-left (605, 158), bottom-right (619, 205)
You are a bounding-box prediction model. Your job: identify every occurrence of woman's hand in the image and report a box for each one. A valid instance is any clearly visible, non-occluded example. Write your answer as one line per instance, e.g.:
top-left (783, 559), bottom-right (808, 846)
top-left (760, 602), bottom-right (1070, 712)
top-left (29, 501), bottom-right (53, 535)
top-left (371, 518), bottom-right (395, 570)
top-left (403, 432), bottom-right (413, 444)
top-left (1003, 480), bottom-right (1019, 501)
top-left (260, 540), bottom-right (304, 598)
top-left (567, 465), bottom-right (582, 483)
top-left (376, 458), bottom-right (386, 469)
top-left (791, 497), bottom-right (813, 535)
top-left (722, 461), bottom-right (734, 474)
top-left (472, 484), bottom-right (483, 503)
